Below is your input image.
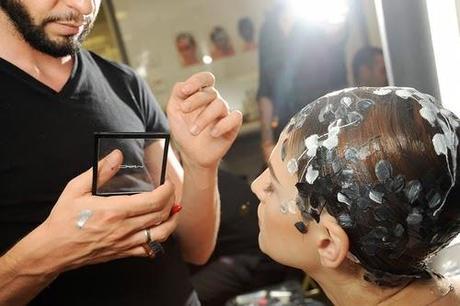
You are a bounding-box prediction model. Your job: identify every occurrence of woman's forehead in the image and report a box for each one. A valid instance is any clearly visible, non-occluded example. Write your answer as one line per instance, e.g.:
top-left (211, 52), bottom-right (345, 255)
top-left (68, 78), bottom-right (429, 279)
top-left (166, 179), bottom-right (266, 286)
top-left (270, 134), bottom-right (297, 187)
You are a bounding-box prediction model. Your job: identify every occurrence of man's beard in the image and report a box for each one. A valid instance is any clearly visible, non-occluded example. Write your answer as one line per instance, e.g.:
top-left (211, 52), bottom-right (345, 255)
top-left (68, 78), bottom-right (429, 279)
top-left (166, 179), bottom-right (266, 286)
top-left (0, 0), bottom-right (94, 57)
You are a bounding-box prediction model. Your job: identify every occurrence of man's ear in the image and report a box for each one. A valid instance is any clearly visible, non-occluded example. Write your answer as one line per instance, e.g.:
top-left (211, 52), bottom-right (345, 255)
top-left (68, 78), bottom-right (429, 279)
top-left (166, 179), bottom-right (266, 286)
top-left (316, 216), bottom-right (349, 269)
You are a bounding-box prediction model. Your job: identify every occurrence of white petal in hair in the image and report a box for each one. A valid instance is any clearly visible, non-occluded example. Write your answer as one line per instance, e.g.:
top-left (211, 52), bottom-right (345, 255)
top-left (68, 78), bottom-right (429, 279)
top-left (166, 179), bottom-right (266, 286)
top-left (287, 159), bottom-right (299, 175)
top-left (323, 134), bottom-right (339, 150)
top-left (395, 89), bottom-right (413, 99)
top-left (373, 88), bottom-right (392, 96)
top-left (341, 96), bottom-right (353, 107)
top-left (337, 192), bottom-right (352, 206)
top-left (432, 133), bottom-right (448, 156)
top-left (287, 200), bottom-right (298, 214)
top-left (306, 165), bottom-right (319, 184)
top-left (419, 107), bottom-right (438, 127)
top-left (304, 134), bottom-right (319, 157)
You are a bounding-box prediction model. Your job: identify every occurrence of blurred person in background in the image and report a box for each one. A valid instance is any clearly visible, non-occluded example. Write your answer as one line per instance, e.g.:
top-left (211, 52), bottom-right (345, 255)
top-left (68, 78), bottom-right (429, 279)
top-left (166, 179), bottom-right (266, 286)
top-left (238, 17), bottom-right (257, 52)
top-left (176, 32), bottom-right (201, 67)
top-left (352, 46), bottom-right (388, 87)
top-left (210, 26), bottom-right (235, 60)
top-left (256, 0), bottom-right (348, 162)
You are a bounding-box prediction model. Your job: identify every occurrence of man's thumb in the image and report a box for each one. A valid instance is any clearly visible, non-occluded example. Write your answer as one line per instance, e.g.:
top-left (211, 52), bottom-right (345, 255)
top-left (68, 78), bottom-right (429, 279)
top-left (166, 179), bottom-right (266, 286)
top-left (96, 149), bottom-right (124, 188)
top-left (64, 150), bottom-right (123, 195)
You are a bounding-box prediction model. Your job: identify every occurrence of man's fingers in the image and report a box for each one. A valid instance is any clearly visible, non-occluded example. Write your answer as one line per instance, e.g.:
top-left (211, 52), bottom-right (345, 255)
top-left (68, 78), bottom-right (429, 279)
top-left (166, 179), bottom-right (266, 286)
top-left (189, 98), bottom-right (229, 136)
top-left (180, 87), bottom-right (218, 113)
top-left (124, 200), bottom-right (178, 234)
top-left (113, 181), bottom-right (175, 217)
top-left (175, 72), bottom-right (216, 99)
top-left (64, 149), bottom-right (123, 196)
top-left (148, 213), bottom-right (179, 243)
top-left (115, 212), bottom-right (180, 258)
top-left (97, 150), bottom-right (125, 188)
top-left (120, 211), bottom-right (180, 250)
top-left (210, 110), bottom-right (243, 138)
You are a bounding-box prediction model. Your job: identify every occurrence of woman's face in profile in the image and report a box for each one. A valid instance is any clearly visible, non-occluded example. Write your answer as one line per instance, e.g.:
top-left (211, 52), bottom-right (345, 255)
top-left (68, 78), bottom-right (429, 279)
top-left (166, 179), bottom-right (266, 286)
top-left (251, 133), bottom-right (319, 269)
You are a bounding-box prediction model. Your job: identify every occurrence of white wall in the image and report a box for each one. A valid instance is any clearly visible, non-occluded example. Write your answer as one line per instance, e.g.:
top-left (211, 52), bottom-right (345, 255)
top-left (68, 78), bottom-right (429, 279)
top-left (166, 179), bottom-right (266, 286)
top-left (426, 0), bottom-right (460, 115)
top-left (111, 0), bottom-right (382, 111)
top-left (112, 0), bottom-right (272, 110)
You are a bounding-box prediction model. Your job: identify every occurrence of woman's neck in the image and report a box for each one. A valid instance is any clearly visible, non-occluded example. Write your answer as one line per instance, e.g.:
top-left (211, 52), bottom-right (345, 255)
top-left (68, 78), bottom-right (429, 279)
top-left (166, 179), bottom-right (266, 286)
top-left (311, 269), bottom-right (453, 306)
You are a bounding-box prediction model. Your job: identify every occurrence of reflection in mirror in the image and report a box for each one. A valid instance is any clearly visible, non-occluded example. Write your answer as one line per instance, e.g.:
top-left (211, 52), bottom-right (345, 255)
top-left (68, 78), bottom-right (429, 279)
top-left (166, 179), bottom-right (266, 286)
top-left (92, 133), bottom-right (169, 196)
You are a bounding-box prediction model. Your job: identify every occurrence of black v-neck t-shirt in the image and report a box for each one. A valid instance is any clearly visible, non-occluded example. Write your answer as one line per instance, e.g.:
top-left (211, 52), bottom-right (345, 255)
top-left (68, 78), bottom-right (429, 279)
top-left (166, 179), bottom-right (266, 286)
top-left (0, 49), bottom-right (194, 305)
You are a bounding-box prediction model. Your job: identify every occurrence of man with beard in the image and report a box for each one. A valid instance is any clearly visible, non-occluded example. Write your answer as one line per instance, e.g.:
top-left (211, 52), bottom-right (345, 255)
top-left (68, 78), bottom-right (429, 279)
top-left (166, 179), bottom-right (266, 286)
top-left (0, 1), bottom-right (242, 306)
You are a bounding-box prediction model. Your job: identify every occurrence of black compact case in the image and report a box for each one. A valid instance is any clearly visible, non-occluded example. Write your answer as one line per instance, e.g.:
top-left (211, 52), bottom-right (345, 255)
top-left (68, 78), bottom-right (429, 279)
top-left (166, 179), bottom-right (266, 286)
top-left (92, 132), bottom-right (169, 196)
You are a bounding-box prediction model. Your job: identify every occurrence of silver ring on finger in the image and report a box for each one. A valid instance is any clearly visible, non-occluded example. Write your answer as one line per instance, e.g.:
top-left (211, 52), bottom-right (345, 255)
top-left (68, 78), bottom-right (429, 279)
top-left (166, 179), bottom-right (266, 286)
top-left (142, 227), bottom-right (165, 259)
top-left (144, 228), bottom-right (152, 243)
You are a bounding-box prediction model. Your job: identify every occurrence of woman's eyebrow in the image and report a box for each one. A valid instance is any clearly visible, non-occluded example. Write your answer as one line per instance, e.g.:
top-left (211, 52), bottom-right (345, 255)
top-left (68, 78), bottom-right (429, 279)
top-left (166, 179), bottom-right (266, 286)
top-left (268, 161), bottom-right (280, 184)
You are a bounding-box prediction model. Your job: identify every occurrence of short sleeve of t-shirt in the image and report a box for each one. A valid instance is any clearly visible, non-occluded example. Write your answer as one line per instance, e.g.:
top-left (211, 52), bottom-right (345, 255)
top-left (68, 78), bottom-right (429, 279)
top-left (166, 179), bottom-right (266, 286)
top-left (132, 73), bottom-right (170, 133)
top-left (86, 51), bottom-right (169, 134)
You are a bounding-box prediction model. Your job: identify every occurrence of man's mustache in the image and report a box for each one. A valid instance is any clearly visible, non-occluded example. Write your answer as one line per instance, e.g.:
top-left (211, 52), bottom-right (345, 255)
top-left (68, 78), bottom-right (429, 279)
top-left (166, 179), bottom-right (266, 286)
top-left (43, 12), bottom-right (92, 26)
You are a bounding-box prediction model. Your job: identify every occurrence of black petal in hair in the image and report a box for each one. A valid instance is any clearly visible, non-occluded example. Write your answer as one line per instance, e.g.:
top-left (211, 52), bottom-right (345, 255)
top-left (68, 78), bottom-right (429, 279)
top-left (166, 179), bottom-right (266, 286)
top-left (394, 224), bottom-right (405, 237)
top-left (326, 148), bottom-right (337, 162)
top-left (357, 197), bottom-right (371, 210)
top-left (345, 147), bottom-right (359, 162)
top-left (375, 160), bottom-right (393, 183)
top-left (334, 104), bottom-right (348, 120)
top-left (356, 99), bottom-right (375, 112)
top-left (369, 189), bottom-right (384, 204)
top-left (314, 175), bottom-right (335, 196)
top-left (339, 168), bottom-right (354, 188)
top-left (324, 110), bottom-right (336, 123)
top-left (360, 226), bottom-right (391, 256)
top-left (338, 213), bottom-right (353, 228)
top-left (386, 174), bottom-right (406, 193)
top-left (347, 111), bottom-right (363, 125)
top-left (294, 221), bottom-right (308, 234)
top-left (362, 244), bottom-right (379, 256)
top-left (427, 190), bottom-right (442, 209)
top-left (295, 182), bottom-right (311, 199)
top-left (404, 180), bottom-right (423, 204)
top-left (309, 193), bottom-right (321, 209)
top-left (341, 184), bottom-right (360, 201)
top-left (374, 206), bottom-right (392, 222)
top-left (406, 208), bottom-right (423, 225)
top-left (332, 158), bottom-right (342, 174)
top-left (373, 226), bottom-right (390, 242)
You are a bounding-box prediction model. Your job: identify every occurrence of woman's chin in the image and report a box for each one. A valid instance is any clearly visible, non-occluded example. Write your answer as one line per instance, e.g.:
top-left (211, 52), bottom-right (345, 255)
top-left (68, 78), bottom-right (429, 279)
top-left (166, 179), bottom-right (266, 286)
top-left (258, 233), bottom-right (268, 254)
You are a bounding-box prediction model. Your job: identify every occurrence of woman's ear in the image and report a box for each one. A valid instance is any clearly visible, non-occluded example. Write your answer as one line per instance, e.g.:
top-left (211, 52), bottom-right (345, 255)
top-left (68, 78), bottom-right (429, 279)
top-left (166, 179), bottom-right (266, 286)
top-left (316, 216), bottom-right (349, 269)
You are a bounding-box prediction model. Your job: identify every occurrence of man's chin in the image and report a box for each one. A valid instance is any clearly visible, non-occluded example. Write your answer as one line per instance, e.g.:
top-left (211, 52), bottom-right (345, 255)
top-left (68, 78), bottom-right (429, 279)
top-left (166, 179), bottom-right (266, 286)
top-left (35, 38), bottom-right (80, 57)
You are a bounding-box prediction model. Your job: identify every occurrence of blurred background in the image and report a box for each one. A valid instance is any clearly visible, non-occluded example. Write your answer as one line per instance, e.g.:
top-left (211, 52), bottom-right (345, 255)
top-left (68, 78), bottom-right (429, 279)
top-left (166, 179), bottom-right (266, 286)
top-left (83, 0), bottom-right (460, 305)
top-left (83, 0), bottom-right (460, 180)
